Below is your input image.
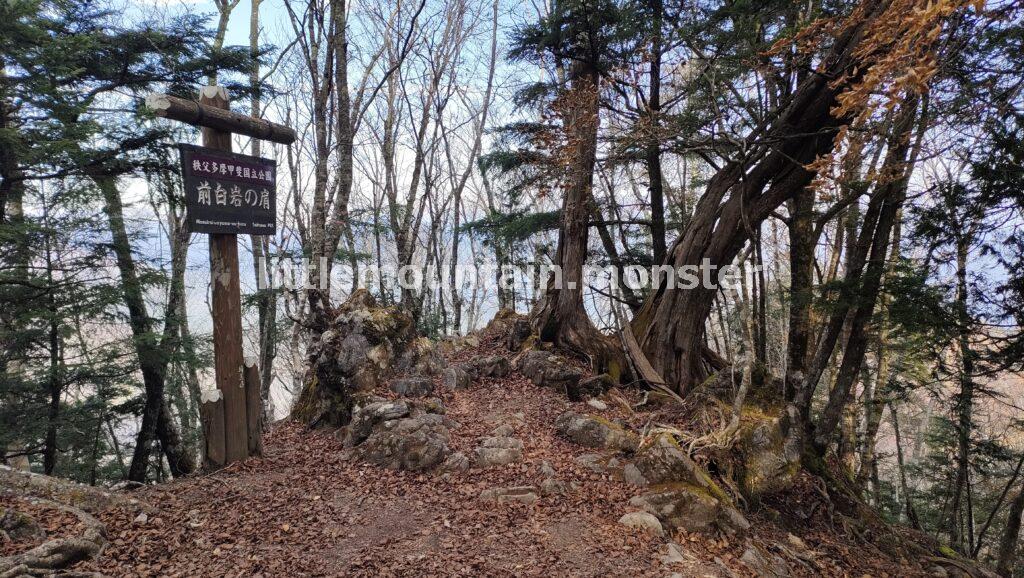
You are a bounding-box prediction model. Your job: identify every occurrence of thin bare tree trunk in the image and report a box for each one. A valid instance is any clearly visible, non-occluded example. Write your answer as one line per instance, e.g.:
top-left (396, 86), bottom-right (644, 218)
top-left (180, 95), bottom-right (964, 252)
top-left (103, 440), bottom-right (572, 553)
top-left (858, 206), bottom-right (903, 489)
top-left (94, 175), bottom-right (195, 481)
top-left (890, 402), bottom-right (922, 530)
top-left (808, 97), bottom-right (922, 454)
top-left (448, 0), bottom-right (498, 334)
top-left (951, 236), bottom-right (976, 554)
top-left (645, 0), bottom-right (666, 266)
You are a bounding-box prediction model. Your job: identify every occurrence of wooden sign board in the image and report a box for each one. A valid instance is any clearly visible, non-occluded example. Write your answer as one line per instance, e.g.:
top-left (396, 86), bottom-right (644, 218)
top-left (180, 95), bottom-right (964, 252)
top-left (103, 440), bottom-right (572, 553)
top-left (179, 143), bottom-right (277, 235)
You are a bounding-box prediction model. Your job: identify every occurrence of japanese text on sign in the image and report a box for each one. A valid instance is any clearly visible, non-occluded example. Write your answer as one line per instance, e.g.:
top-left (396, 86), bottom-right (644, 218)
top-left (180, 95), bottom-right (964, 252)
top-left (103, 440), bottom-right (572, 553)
top-left (179, 144), bottom-right (276, 235)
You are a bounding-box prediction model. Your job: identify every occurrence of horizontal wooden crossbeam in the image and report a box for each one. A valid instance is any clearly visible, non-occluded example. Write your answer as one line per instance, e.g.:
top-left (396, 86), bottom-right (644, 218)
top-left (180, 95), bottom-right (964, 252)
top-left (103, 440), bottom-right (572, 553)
top-left (146, 87), bottom-right (296, 145)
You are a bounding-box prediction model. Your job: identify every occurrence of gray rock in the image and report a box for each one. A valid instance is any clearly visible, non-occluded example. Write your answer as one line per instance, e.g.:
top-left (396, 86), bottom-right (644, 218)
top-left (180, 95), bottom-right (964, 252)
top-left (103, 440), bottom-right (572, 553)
top-left (555, 411), bottom-right (638, 452)
top-left (442, 366), bottom-right (472, 390)
top-left (538, 460), bottom-right (557, 478)
top-left (292, 289), bottom-right (418, 427)
top-left (586, 398), bottom-right (608, 411)
top-left (570, 374), bottom-right (614, 401)
top-left (740, 545), bottom-right (789, 577)
top-left (575, 453), bottom-right (625, 478)
top-left (539, 477), bottom-right (566, 496)
top-left (722, 507), bottom-right (752, 532)
top-left (0, 508), bottom-right (45, 541)
top-left (785, 533), bottom-right (807, 551)
top-left (737, 415), bottom-right (800, 501)
top-left (390, 377), bottom-right (435, 397)
top-left (439, 452), bottom-right (470, 473)
top-left (479, 486), bottom-right (538, 505)
top-left (473, 436), bottom-right (524, 467)
top-left (356, 413), bottom-right (451, 471)
top-left (506, 318), bottom-right (532, 351)
top-left (394, 336), bottom-right (447, 377)
top-left (628, 484), bottom-right (749, 534)
top-left (516, 350), bottom-right (551, 382)
top-left (661, 542), bottom-right (690, 565)
top-left (617, 511), bottom-right (664, 536)
top-left (464, 355), bottom-right (511, 378)
top-left (491, 424), bottom-right (515, 437)
top-left (632, 433), bottom-right (711, 487)
top-left (623, 463), bottom-right (647, 487)
top-left (346, 399), bottom-right (410, 447)
top-left (412, 397), bottom-right (446, 415)
top-left (518, 351), bottom-right (585, 397)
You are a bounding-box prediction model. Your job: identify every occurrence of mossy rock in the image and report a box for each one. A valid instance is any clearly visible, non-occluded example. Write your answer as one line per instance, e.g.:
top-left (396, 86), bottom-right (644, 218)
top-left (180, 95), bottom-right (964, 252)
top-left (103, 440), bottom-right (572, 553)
top-left (628, 482), bottom-right (749, 534)
top-left (734, 410), bottom-right (801, 502)
top-left (554, 411), bottom-right (638, 452)
top-left (633, 433), bottom-right (734, 506)
top-left (292, 289), bottom-right (431, 428)
top-left (0, 507), bottom-right (45, 541)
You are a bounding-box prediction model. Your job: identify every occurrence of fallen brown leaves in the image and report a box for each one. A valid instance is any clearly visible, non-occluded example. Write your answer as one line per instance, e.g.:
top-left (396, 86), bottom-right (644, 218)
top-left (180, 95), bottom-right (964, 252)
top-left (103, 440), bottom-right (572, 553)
top-left (0, 496), bottom-right (82, 557)
top-left (66, 340), bottom-right (932, 577)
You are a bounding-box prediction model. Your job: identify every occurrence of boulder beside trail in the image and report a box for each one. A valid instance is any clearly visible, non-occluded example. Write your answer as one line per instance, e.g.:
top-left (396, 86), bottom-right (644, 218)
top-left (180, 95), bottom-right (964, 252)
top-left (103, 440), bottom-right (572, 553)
top-left (517, 351), bottom-right (614, 400)
top-left (472, 425), bottom-right (524, 468)
top-left (617, 511), bottom-right (665, 536)
top-left (394, 337), bottom-right (446, 377)
top-left (292, 289), bottom-right (445, 428)
top-left (518, 351), bottom-right (584, 394)
top-left (344, 398), bottom-right (410, 447)
top-left (506, 317), bottom-right (533, 351)
top-left (576, 453), bottom-right (628, 481)
top-left (740, 544), bottom-right (790, 577)
top-left (479, 486), bottom-right (538, 505)
top-left (0, 507), bottom-right (46, 542)
top-left (441, 366), bottom-right (472, 390)
top-left (734, 413), bottom-right (801, 501)
top-left (461, 355), bottom-right (511, 379)
top-left (555, 411), bottom-right (638, 452)
top-left (573, 374), bottom-right (615, 401)
top-left (477, 308), bottom-right (533, 351)
top-left (630, 433), bottom-right (720, 491)
top-left (355, 413), bottom-right (453, 471)
top-left (343, 396), bottom-right (455, 472)
top-left (473, 436), bottom-right (524, 468)
top-left (390, 377), bottom-right (435, 397)
top-left (629, 483), bottom-right (750, 535)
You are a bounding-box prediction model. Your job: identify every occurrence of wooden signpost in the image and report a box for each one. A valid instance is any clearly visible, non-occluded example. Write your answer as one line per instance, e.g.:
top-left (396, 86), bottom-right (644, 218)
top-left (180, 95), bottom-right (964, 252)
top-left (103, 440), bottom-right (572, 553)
top-left (147, 86), bottom-right (294, 469)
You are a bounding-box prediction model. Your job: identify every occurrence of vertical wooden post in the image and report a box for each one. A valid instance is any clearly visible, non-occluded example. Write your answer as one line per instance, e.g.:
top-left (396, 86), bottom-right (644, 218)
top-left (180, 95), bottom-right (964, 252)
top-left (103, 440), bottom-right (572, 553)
top-left (201, 85), bottom-right (249, 464)
top-left (243, 357), bottom-right (264, 457)
top-left (200, 389), bottom-right (225, 468)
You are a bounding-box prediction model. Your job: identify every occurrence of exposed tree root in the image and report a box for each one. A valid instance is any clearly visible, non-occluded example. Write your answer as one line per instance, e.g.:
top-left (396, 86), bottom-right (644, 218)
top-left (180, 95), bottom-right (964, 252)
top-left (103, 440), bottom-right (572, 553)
top-left (0, 498), bottom-right (107, 577)
top-left (0, 466), bottom-right (151, 515)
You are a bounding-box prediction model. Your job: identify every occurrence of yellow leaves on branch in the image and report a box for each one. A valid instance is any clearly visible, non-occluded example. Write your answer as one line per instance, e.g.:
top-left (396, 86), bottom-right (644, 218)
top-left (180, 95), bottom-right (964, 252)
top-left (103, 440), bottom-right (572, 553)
top-left (773, 0), bottom-right (982, 122)
top-left (783, 0), bottom-right (982, 192)
top-left (835, 0), bottom-right (980, 122)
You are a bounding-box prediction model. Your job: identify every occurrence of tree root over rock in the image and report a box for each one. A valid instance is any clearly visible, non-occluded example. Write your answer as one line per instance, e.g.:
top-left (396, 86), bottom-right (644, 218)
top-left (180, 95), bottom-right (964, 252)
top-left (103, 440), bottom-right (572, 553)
top-left (0, 466), bottom-right (151, 516)
top-left (0, 498), bottom-right (107, 577)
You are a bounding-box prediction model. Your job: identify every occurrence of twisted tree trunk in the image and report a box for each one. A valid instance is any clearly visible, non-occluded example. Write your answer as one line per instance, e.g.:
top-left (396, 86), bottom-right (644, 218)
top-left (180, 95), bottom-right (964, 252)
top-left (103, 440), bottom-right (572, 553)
top-left (632, 36), bottom-right (867, 393)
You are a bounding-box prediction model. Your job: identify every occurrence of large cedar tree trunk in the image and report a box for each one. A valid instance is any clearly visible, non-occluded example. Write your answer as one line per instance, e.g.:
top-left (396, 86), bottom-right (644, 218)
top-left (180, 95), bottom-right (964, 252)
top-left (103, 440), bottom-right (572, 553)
top-left (530, 62), bottom-right (618, 370)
